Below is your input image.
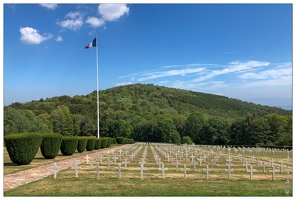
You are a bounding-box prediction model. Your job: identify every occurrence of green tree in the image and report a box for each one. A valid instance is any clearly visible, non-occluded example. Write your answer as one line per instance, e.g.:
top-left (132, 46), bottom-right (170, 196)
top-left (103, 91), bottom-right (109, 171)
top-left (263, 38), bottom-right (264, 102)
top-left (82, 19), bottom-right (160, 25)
top-left (197, 117), bottom-right (229, 145)
top-left (184, 111), bottom-right (207, 141)
top-left (49, 105), bottom-right (73, 136)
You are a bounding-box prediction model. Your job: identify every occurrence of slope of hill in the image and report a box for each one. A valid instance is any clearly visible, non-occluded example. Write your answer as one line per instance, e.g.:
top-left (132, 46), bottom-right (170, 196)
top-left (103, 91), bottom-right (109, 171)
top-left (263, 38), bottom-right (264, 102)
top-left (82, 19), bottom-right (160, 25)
top-left (4, 83), bottom-right (292, 146)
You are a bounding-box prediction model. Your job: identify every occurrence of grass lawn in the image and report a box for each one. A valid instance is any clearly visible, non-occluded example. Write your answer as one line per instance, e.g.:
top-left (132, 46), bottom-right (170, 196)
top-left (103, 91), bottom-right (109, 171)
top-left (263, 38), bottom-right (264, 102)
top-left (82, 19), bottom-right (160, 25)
top-left (3, 143), bottom-right (293, 196)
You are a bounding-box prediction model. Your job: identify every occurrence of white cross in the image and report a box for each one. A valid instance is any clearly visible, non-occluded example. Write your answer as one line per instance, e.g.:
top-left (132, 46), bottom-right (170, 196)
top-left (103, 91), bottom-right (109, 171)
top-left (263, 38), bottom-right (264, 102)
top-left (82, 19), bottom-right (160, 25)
top-left (113, 155), bottom-right (118, 164)
top-left (190, 154), bottom-right (195, 163)
top-left (197, 156), bottom-right (203, 166)
top-left (180, 164), bottom-right (190, 180)
top-left (122, 158), bottom-right (130, 169)
top-left (278, 162), bottom-right (286, 173)
top-left (84, 155), bottom-right (90, 164)
top-left (269, 158), bottom-right (275, 167)
top-left (224, 165), bottom-right (234, 180)
top-left (71, 163), bottom-right (81, 178)
top-left (137, 163), bottom-right (147, 180)
top-left (114, 164), bottom-right (125, 179)
top-left (88, 157), bottom-right (94, 169)
top-left (251, 155), bottom-right (256, 163)
top-left (246, 165), bottom-right (257, 180)
top-left (106, 156), bottom-right (111, 170)
top-left (95, 164), bottom-right (102, 179)
top-left (269, 166), bottom-right (279, 181)
top-left (261, 161), bottom-right (268, 173)
top-left (50, 163), bottom-right (60, 179)
top-left (191, 161), bottom-right (198, 171)
top-left (173, 160), bottom-right (181, 171)
top-left (203, 165), bottom-right (213, 180)
top-left (158, 163), bottom-right (168, 179)
top-left (243, 161), bottom-right (250, 171)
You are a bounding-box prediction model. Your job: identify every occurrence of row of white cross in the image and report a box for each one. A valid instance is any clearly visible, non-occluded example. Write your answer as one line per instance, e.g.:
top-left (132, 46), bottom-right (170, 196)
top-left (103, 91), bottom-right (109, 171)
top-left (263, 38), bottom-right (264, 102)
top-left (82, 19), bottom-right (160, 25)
top-left (49, 143), bottom-right (292, 181)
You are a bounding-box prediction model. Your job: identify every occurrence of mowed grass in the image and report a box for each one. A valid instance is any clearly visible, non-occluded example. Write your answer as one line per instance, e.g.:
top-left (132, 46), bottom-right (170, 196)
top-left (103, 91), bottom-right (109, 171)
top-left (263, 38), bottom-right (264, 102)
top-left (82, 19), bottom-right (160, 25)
top-left (4, 143), bottom-right (293, 196)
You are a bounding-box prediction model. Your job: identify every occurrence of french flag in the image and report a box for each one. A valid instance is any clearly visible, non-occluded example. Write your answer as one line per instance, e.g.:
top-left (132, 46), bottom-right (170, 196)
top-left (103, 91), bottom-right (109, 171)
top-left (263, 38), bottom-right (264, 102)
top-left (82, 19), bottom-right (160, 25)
top-left (85, 38), bottom-right (96, 49)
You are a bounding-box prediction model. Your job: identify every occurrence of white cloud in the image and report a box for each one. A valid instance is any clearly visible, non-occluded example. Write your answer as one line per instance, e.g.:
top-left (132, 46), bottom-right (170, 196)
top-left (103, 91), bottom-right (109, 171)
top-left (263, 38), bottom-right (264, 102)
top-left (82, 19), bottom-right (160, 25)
top-left (56, 11), bottom-right (83, 31)
top-left (98, 4), bottom-right (129, 22)
top-left (19, 27), bottom-right (52, 45)
top-left (138, 68), bottom-right (206, 81)
top-left (39, 4), bottom-right (58, 10)
top-left (239, 68), bottom-right (292, 79)
top-left (193, 60), bottom-right (270, 82)
top-left (86, 17), bottom-right (105, 28)
top-left (240, 75), bottom-right (292, 87)
top-left (56, 35), bottom-right (63, 42)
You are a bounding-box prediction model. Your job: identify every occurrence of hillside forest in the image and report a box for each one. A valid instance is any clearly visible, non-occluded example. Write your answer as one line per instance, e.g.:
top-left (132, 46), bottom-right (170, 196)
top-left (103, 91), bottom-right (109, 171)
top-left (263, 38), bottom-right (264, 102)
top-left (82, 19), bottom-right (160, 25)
top-left (3, 84), bottom-right (292, 147)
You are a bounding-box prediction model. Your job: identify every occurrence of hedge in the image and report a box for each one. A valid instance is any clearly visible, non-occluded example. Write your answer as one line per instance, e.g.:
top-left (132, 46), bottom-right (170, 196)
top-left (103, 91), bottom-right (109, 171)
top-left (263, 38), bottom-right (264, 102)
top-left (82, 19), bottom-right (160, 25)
top-left (77, 137), bottom-right (88, 153)
top-left (40, 133), bottom-right (62, 159)
top-left (100, 137), bottom-right (108, 149)
top-left (4, 133), bottom-right (42, 165)
top-left (86, 137), bottom-right (96, 151)
top-left (60, 136), bottom-right (78, 156)
top-left (94, 138), bottom-right (102, 150)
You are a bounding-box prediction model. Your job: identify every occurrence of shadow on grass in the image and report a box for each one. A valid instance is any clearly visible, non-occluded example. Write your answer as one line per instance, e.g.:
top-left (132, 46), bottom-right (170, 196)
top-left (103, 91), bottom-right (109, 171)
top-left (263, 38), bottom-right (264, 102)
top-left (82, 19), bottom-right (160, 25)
top-left (4, 162), bottom-right (19, 166)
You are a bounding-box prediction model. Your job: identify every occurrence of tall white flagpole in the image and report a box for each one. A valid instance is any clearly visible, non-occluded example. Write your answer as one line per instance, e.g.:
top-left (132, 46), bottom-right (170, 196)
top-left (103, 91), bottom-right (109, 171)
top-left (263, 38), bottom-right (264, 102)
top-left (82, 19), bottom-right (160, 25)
top-left (96, 36), bottom-right (99, 138)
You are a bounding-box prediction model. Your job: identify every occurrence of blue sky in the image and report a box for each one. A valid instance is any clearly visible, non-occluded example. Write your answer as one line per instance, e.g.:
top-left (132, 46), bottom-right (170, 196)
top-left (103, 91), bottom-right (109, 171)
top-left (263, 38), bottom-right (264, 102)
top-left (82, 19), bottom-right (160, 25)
top-left (2, 3), bottom-right (293, 109)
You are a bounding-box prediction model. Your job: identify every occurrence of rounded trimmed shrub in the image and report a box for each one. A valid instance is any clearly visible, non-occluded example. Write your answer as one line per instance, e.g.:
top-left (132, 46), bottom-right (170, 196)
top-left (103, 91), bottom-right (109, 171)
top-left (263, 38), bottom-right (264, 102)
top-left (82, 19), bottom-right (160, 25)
top-left (116, 137), bottom-right (125, 144)
top-left (60, 136), bottom-right (78, 156)
top-left (4, 133), bottom-right (42, 165)
top-left (86, 137), bottom-right (96, 151)
top-left (94, 138), bottom-right (101, 150)
top-left (100, 137), bottom-right (108, 149)
top-left (77, 137), bottom-right (88, 153)
top-left (40, 133), bottom-right (62, 159)
top-left (106, 137), bottom-right (112, 148)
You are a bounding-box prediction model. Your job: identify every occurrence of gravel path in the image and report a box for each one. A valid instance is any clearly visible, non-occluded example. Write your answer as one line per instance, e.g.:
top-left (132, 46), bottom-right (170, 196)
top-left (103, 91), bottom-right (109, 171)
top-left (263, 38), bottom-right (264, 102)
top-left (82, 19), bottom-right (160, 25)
top-left (3, 145), bottom-right (132, 192)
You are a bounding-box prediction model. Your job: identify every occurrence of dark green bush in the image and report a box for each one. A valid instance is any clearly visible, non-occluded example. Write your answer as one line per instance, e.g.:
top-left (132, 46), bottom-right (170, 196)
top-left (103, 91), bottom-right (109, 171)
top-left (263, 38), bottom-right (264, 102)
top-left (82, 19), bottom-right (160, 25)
top-left (77, 137), bottom-right (88, 153)
top-left (100, 137), bottom-right (108, 149)
top-left (106, 137), bottom-right (112, 148)
top-left (86, 137), bottom-right (96, 151)
top-left (94, 138), bottom-right (102, 150)
top-left (4, 133), bottom-right (42, 165)
top-left (116, 137), bottom-right (125, 144)
top-left (181, 136), bottom-right (193, 145)
top-left (40, 133), bottom-right (62, 159)
top-left (60, 136), bottom-right (78, 155)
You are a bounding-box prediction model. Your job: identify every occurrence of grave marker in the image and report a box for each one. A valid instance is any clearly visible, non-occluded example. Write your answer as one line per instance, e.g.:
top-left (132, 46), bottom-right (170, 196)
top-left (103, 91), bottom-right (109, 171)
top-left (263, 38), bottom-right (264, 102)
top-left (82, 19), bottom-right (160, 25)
top-left (269, 166), bottom-right (279, 181)
top-left (114, 164), bottom-right (125, 179)
top-left (51, 163), bottom-right (60, 179)
top-left (89, 157), bottom-right (94, 169)
top-left (261, 161), bottom-right (268, 173)
top-left (173, 160), bottom-right (181, 171)
top-left (246, 166), bottom-right (256, 180)
top-left (71, 163), bottom-right (81, 178)
top-left (95, 164), bottom-right (102, 179)
top-left (243, 161), bottom-right (250, 171)
top-left (84, 155), bottom-right (90, 164)
top-left (158, 163), bottom-right (168, 179)
top-left (122, 158), bottom-right (130, 169)
top-left (224, 165), bottom-right (234, 180)
top-left (137, 163), bottom-right (147, 180)
top-left (278, 162), bottom-right (286, 173)
top-left (202, 165), bottom-right (213, 180)
top-left (269, 158), bottom-right (275, 167)
top-left (180, 164), bottom-right (190, 180)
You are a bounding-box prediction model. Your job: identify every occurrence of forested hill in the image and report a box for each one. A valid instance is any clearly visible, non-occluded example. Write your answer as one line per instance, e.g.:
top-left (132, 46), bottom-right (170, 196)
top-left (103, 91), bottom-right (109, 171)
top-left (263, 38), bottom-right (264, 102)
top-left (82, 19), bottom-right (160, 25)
top-left (4, 83), bottom-right (292, 146)
top-left (100, 84), bottom-right (291, 118)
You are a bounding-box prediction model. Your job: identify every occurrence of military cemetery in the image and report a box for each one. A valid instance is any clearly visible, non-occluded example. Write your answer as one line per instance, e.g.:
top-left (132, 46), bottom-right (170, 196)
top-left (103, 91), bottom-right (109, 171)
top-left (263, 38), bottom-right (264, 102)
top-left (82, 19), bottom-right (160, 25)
top-left (4, 141), bottom-right (293, 196)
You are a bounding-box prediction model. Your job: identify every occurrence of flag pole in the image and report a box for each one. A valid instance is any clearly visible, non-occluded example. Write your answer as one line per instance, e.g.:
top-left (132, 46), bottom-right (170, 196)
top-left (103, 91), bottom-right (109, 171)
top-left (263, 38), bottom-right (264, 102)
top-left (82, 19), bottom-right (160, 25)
top-left (96, 36), bottom-right (99, 138)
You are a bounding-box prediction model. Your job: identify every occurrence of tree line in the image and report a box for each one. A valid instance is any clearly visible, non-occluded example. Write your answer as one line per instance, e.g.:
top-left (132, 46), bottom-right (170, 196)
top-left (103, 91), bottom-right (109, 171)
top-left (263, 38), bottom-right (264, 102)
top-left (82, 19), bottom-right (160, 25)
top-left (4, 84), bottom-right (292, 147)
